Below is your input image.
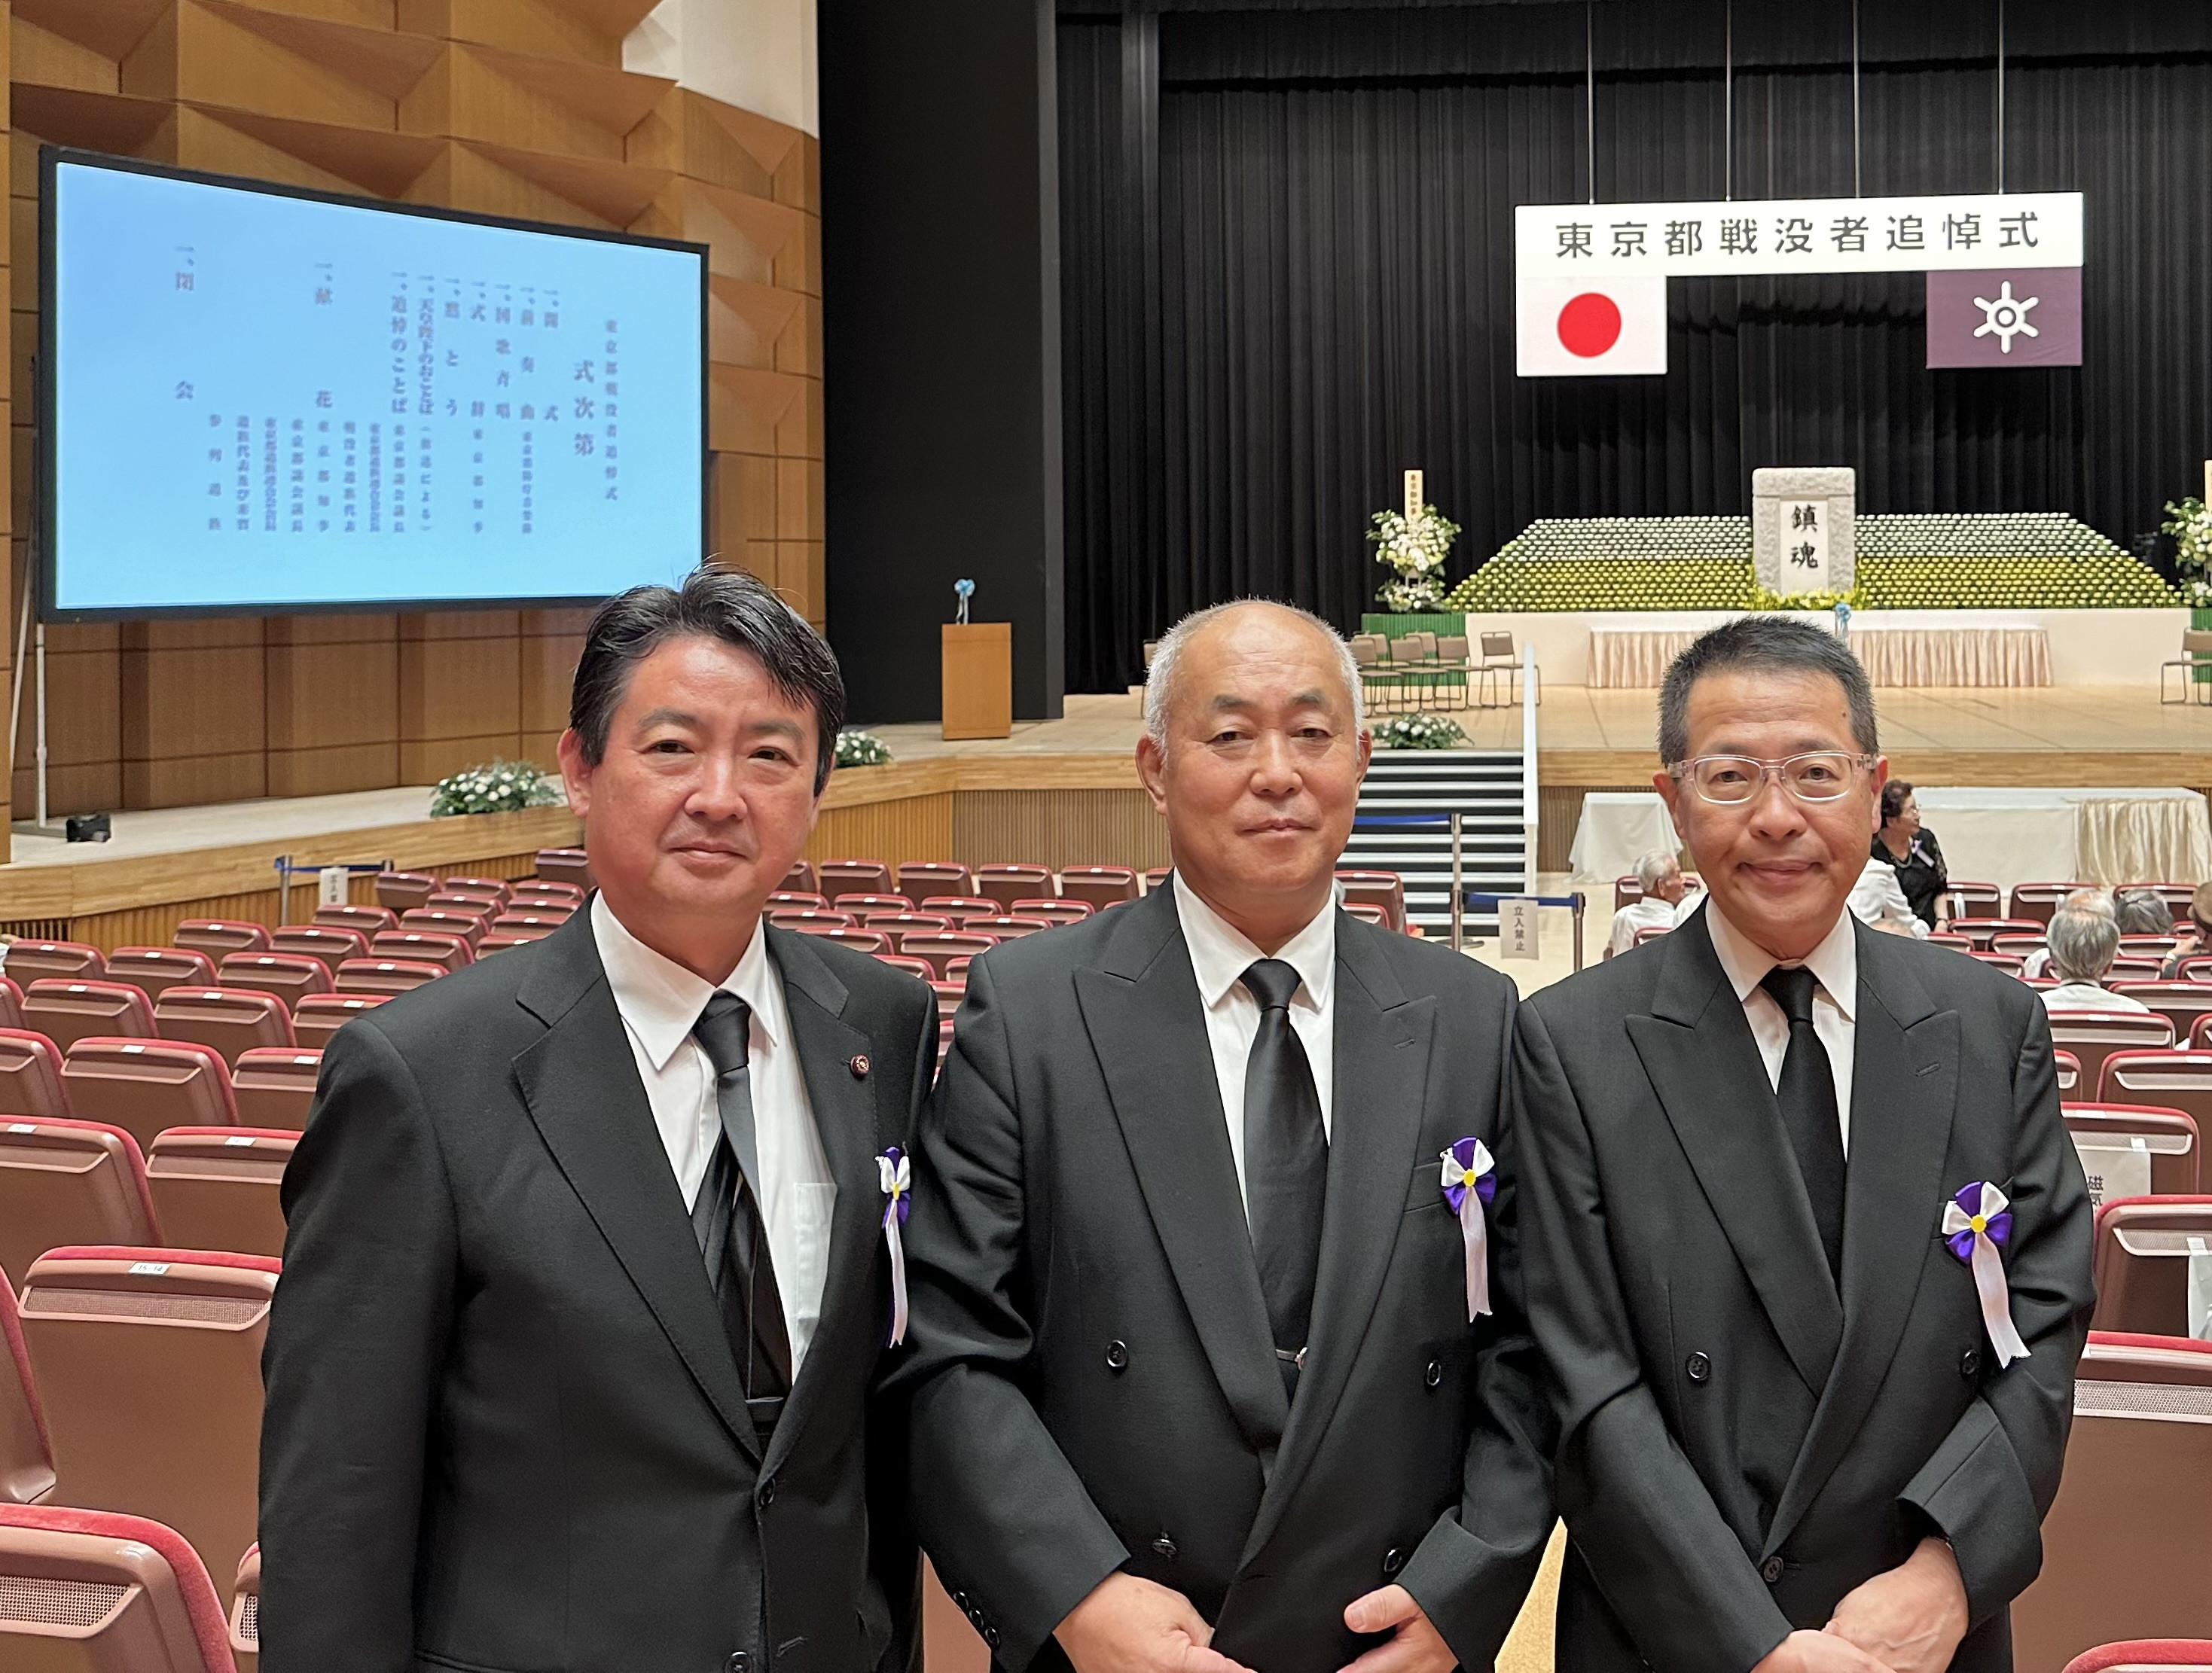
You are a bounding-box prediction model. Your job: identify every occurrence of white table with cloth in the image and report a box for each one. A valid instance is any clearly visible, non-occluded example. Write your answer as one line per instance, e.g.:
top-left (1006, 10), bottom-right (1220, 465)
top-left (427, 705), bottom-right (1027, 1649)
top-left (1586, 610), bottom-right (2051, 688)
top-left (1911, 787), bottom-right (2212, 890)
top-left (1568, 791), bottom-right (1680, 883)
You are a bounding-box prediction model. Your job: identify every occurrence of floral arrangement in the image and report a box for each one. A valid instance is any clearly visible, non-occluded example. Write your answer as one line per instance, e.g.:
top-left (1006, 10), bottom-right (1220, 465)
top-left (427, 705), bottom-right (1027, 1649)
top-left (1369, 504), bottom-right (1461, 611)
top-left (835, 729), bottom-right (894, 768)
top-left (1371, 713), bottom-right (1469, 749)
top-left (2162, 497), bottom-right (2212, 607)
top-left (1747, 583), bottom-right (1866, 612)
top-left (429, 760), bottom-right (564, 817)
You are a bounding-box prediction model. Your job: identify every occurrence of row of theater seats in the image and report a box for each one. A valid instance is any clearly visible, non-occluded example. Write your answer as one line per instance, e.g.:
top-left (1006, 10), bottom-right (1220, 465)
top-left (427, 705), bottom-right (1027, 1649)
top-left (1614, 875), bottom-right (2202, 928)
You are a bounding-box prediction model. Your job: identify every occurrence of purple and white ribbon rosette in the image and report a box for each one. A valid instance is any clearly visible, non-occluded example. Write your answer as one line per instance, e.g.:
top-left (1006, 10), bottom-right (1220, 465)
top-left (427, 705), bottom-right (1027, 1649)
top-left (1941, 1181), bottom-right (2030, 1368)
top-left (1439, 1137), bottom-right (1498, 1321)
top-left (878, 1145), bottom-right (912, 1346)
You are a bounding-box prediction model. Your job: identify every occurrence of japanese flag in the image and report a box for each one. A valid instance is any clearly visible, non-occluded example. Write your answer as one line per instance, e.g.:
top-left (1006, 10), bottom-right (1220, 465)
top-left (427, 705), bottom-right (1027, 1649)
top-left (1516, 275), bottom-right (1668, 376)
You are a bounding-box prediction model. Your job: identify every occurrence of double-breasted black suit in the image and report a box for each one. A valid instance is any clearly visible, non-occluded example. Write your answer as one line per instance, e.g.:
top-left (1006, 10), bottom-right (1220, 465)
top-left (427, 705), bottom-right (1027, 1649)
top-left (259, 910), bottom-right (936, 1673)
top-left (1514, 907), bottom-right (2095, 1673)
top-left (886, 884), bottom-right (1555, 1673)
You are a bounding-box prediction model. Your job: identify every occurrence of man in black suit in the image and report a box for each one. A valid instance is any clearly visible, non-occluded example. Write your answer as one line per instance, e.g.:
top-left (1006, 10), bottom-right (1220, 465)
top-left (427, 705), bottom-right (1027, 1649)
top-left (889, 602), bottom-right (1554, 1673)
top-left (261, 567), bottom-right (935, 1673)
top-left (1515, 617), bottom-right (2095, 1673)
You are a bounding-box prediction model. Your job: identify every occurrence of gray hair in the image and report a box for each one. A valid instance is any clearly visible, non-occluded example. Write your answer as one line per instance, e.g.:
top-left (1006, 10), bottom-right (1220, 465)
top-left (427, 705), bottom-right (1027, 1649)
top-left (2061, 887), bottom-right (2116, 919)
top-left (2048, 904), bottom-right (2121, 983)
top-left (1657, 615), bottom-right (1878, 766)
top-left (1634, 849), bottom-right (1680, 891)
top-left (2115, 889), bottom-right (2174, 936)
top-left (1143, 600), bottom-right (1364, 751)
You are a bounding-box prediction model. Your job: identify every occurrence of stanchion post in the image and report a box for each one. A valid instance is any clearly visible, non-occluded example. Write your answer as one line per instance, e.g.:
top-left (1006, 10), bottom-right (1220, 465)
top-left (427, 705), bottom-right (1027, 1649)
top-left (1573, 894), bottom-right (1585, 971)
top-left (1451, 812), bottom-right (1464, 953)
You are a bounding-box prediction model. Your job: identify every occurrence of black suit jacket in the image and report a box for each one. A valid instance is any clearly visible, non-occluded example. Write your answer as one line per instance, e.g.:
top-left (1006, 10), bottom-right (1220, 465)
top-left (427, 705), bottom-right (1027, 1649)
top-left (1514, 907), bottom-right (2095, 1673)
top-left (886, 885), bottom-right (1555, 1673)
top-left (259, 910), bottom-right (937, 1673)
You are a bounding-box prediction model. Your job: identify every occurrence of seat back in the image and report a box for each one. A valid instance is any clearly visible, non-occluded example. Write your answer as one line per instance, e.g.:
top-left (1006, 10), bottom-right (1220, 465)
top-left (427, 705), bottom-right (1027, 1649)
top-left (2110, 986), bottom-right (2212, 1044)
top-left (0, 1502), bottom-right (237, 1673)
top-left (1336, 870), bottom-right (1407, 931)
top-left (331, 961), bottom-right (444, 998)
top-left (2091, 1197), bottom-right (2212, 1335)
top-left (900, 934), bottom-right (999, 979)
top-left (1057, 866), bottom-right (1138, 908)
top-left (371, 871), bottom-right (435, 913)
top-left (1952, 916), bottom-right (2043, 950)
top-left (770, 910), bottom-right (855, 932)
top-left (897, 862), bottom-right (972, 898)
top-left (62, 1041), bottom-right (237, 1153)
top-left (437, 876), bottom-right (510, 906)
top-left (816, 859), bottom-right (892, 896)
top-left (215, 954), bottom-right (332, 1008)
top-left (2012, 1333), bottom-right (2212, 1673)
top-left (973, 864), bottom-right (1052, 910)
top-left (1613, 875), bottom-right (1644, 913)
top-left (0, 978), bottom-right (19, 1033)
top-left (1990, 933), bottom-right (2047, 958)
top-left (2047, 1012), bottom-right (2178, 1100)
top-left (819, 929), bottom-right (889, 955)
top-left (230, 1049), bottom-right (321, 1132)
top-left (0, 1269), bottom-right (53, 1506)
top-left (481, 928), bottom-right (553, 952)
top-left (401, 910), bottom-right (487, 946)
top-left (230, 1544), bottom-right (258, 1673)
top-left (490, 910), bottom-right (569, 936)
top-left (172, 922), bottom-right (268, 958)
top-left (1009, 899), bottom-right (1091, 925)
top-left (1388, 633), bottom-right (1432, 664)
top-left (310, 904), bottom-right (396, 936)
top-left (780, 858), bottom-right (816, 894)
top-left (2055, 1049), bottom-right (2084, 1097)
top-left (2010, 882), bottom-right (2088, 925)
top-left (1436, 635), bottom-right (1470, 663)
top-left (508, 881), bottom-right (584, 912)
top-left (4, 943), bottom-right (107, 984)
top-left (0, 1121), bottom-right (159, 1288)
top-left (866, 913), bottom-right (953, 937)
top-left (1142, 867), bottom-right (1173, 895)
top-left (2064, 1644), bottom-right (2212, 1673)
top-left (534, 848), bottom-right (593, 888)
top-left (24, 983), bottom-right (157, 1055)
top-left (146, 1131), bottom-right (298, 1260)
top-left (19, 1247), bottom-right (279, 1593)
top-left (104, 949), bottom-right (220, 1001)
top-left (267, 926), bottom-right (368, 969)
top-left (2064, 1105), bottom-right (2201, 1203)
top-left (0, 1029), bottom-right (69, 1120)
top-left (1478, 630), bottom-right (1515, 662)
top-left (874, 955), bottom-right (935, 981)
top-left (963, 917), bottom-right (1050, 940)
top-left (368, 931), bottom-right (471, 972)
top-left (153, 990), bottom-right (294, 1065)
top-left (767, 889), bottom-right (828, 912)
top-left (1344, 902), bottom-right (1388, 926)
top-left (2098, 1050), bottom-right (2212, 1138)
top-left (831, 894), bottom-right (914, 916)
top-left (291, 994), bottom-right (389, 1048)
top-left (1943, 881), bottom-right (2004, 919)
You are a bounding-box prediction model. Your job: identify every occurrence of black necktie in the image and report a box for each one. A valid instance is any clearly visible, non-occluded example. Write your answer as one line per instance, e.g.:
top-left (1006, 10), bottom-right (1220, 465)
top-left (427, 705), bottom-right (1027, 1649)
top-left (691, 992), bottom-right (794, 1419)
top-left (1241, 958), bottom-right (1326, 1394)
top-left (1759, 965), bottom-right (1847, 1284)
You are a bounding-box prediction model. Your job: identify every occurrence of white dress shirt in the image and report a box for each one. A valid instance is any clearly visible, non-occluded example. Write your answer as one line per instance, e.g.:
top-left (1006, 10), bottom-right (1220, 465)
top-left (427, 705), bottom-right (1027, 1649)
top-left (1847, 855), bottom-right (1930, 939)
top-left (591, 895), bottom-right (838, 1370)
top-left (2039, 980), bottom-right (2153, 1015)
top-left (1173, 877), bottom-right (1337, 1214)
top-left (1608, 896), bottom-right (1680, 958)
top-left (1704, 898), bottom-right (1859, 1156)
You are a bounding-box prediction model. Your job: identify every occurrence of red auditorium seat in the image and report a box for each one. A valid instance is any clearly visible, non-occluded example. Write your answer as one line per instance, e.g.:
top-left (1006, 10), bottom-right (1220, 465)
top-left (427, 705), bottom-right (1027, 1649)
top-left (1344, 903), bottom-right (1388, 926)
top-left (230, 1543), bottom-right (258, 1671)
top-left (897, 861), bottom-right (973, 898)
top-left (17, 1246), bottom-right (278, 1595)
top-left (0, 977), bottom-right (20, 1032)
top-left (154, 989), bottom-right (294, 1065)
top-left (2099, 1049), bottom-right (2212, 1134)
top-left (929, 982), bottom-right (962, 1022)
top-left (1951, 916), bottom-right (2042, 950)
top-left (964, 916), bottom-right (1050, 940)
top-left (2062, 1105), bottom-right (2201, 1202)
top-left (2064, 1644), bottom-right (2212, 1673)
top-left (875, 955), bottom-right (935, 981)
top-left (921, 896), bottom-right (1000, 922)
top-left (172, 921), bottom-right (270, 958)
top-left (1613, 876), bottom-right (1644, 913)
top-left (231, 1047), bottom-right (322, 1131)
top-left (23, 981), bottom-right (157, 1054)
top-left (767, 890), bottom-right (828, 912)
top-left (490, 911), bottom-right (569, 936)
top-left (944, 956), bottom-right (975, 986)
top-left (2113, 955), bottom-right (2168, 980)
top-left (1942, 880), bottom-right (2003, 918)
top-left (831, 893), bottom-right (914, 916)
top-left (1991, 933), bottom-right (2046, 958)
top-left (817, 859), bottom-right (892, 896)
top-left (373, 871), bottom-right (437, 913)
top-left (508, 880), bottom-right (584, 910)
top-left (780, 859), bottom-right (816, 894)
top-left (147, 1129), bottom-right (297, 1260)
top-left (369, 931), bottom-right (472, 971)
top-left (1011, 899), bottom-right (1091, 925)
top-left (4, 942), bottom-right (107, 983)
top-left (0, 1121), bottom-right (159, 1286)
top-left (402, 908), bottom-right (489, 945)
top-left (0, 1503), bottom-right (237, 1673)
top-left (62, 1040), bottom-right (237, 1153)
top-left (105, 947), bottom-right (219, 1001)
top-left (770, 910), bottom-right (855, 932)
top-left (269, 925), bottom-right (368, 969)
top-left (1927, 932), bottom-right (1973, 952)
top-left (476, 932), bottom-right (535, 954)
top-left (331, 959), bottom-right (445, 998)
top-left (1143, 867), bottom-right (1173, 895)
top-left (902, 934), bottom-right (997, 980)
top-left (2055, 1048), bottom-right (2084, 1097)
top-left (311, 904), bottom-right (397, 936)
top-left (0, 1028), bottom-right (70, 1120)
top-left (0, 1266), bottom-right (53, 1505)
top-left (820, 929), bottom-right (890, 955)
top-left (2011, 882), bottom-right (2086, 925)
top-left (438, 876), bottom-right (511, 904)
top-left (2110, 986), bottom-right (2212, 1043)
top-left (1057, 866), bottom-right (1138, 908)
top-left (2048, 1011), bottom-right (2177, 1099)
top-left (216, 952), bottom-right (334, 1008)
top-left (1970, 951), bottom-right (2024, 974)
top-left (1335, 870), bottom-right (1407, 931)
top-left (2091, 1196), bottom-right (2212, 1334)
top-left (866, 913), bottom-right (953, 937)
top-left (2121, 934), bottom-right (2183, 957)
top-left (291, 993), bottom-right (389, 1048)
top-left (536, 850), bottom-right (593, 890)
top-left (974, 864), bottom-right (1052, 910)
top-left (2013, 1333), bottom-right (2212, 1672)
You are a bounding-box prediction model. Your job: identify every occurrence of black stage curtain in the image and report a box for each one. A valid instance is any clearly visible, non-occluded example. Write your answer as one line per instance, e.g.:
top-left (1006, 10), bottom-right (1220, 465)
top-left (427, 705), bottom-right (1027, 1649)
top-left (1058, 0), bottom-right (2212, 692)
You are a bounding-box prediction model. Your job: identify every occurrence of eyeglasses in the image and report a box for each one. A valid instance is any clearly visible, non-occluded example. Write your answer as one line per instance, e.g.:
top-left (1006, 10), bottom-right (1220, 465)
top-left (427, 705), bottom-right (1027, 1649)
top-left (1667, 752), bottom-right (1876, 806)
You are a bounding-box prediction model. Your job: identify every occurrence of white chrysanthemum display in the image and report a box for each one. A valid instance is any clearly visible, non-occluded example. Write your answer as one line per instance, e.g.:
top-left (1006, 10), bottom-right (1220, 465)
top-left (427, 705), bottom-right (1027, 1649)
top-left (429, 760), bottom-right (564, 817)
top-left (2164, 498), bottom-right (2212, 606)
top-left (834, 729), bottom-right (894, 769)
top-left (1369, 504), bottom-right (1462, 612)
top-left (1373, 713), bottom-right (1469, 750)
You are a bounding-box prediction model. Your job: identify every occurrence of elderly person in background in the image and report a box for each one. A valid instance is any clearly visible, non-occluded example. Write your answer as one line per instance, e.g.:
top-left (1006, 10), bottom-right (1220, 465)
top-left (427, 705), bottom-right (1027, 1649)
top-left (2039, 904), bottom-right (2153, 1013)
top-left (2160, 881), bottom-right (2212, 977)
top-left (1607, 849), bottom-right (1690, 957)
top-left (2021, 888), bottom-right (2115, 980)
top-left (2113, 890), bottom-right (2175, 939)
top-left (1870, 781), bottom-right (1947, 929)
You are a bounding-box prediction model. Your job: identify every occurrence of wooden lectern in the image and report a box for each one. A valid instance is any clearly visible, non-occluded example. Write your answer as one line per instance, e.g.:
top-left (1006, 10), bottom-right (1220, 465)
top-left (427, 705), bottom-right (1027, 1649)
top-left (941, 623), bottom-right (1012, 740)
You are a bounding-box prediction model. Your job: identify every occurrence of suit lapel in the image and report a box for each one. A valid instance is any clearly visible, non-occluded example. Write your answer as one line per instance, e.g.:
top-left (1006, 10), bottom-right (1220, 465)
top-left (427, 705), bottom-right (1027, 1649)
top-left (1240, 915), bottom-right (1432, 1568)
top-left (1074, 888), bottom-right (1291, 1469)
top-left (511, 914), bottom-right (760, 1459)
top-left (1765, 926), bottom-right (1957, 1556)
top-left (759, 928), bottom-right (885, 1476)
top-left (1626, 910), bottom-right (1844, 1398)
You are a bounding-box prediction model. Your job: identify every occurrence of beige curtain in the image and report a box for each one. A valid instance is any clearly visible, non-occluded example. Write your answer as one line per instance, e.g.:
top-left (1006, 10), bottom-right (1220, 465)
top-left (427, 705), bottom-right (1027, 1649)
top-left (2073, 796), bottom-right (2212, 885)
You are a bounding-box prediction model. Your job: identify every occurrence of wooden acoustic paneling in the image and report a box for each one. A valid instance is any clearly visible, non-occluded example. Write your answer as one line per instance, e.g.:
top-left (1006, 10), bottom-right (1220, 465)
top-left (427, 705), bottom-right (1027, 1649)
top-left (265, 613), bottom-right (402, 797)
top-left (802, 792), bottom-right (955, 878)
top-left (952, 789), bottom-right (1171, 873)
top-left (119, 617), bottom-right (268, 808)
top-left (398, 609), bottom-right (523, 782)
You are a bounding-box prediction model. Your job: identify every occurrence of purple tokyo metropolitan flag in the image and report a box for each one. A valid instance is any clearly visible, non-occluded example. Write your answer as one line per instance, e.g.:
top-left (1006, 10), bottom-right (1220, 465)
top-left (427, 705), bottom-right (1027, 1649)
top-left (1927, 267), bottom-right (2082, 368)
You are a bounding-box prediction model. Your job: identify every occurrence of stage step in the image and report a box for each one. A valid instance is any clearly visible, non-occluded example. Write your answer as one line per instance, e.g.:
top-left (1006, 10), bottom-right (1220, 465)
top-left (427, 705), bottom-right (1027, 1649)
top-left (1346, 750), bottom-right (1532, 934)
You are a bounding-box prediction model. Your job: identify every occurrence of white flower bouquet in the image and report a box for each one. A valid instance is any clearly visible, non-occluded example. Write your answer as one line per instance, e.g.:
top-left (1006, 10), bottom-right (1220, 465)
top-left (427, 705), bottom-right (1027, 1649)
top-left (1373, 713), bottom-right (1469, 750)
top-left (1369, 504), bottom-right (1462, 612)
top-left (835, 729), bottom-right (894, 768)
top-left (429, 760), bottom-right (564, 817)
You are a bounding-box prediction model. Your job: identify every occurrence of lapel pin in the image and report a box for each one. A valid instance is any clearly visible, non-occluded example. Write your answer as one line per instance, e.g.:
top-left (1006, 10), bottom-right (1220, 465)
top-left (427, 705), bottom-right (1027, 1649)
top-left (1942, 1181), bottom-right (2030, 1367)
top-left (1440, 1138), bottom-right (1497, 1321)
top-left (850, 1053), bottom-right (871, 1078)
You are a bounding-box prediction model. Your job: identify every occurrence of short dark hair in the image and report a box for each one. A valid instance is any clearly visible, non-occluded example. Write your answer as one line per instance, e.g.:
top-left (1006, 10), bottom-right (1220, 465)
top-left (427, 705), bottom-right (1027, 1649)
top-left (1880, 779), bottom-right (1915, 825)
top-left (1657, 615), bottom-right (1878, 766)
top-left (569, 565), bottom-right (845, 792)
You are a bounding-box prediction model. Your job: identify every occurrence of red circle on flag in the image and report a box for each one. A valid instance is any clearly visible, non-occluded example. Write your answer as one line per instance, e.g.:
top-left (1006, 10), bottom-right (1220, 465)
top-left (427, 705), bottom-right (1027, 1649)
top-left (1558, 292), bottom-right (1623, 358)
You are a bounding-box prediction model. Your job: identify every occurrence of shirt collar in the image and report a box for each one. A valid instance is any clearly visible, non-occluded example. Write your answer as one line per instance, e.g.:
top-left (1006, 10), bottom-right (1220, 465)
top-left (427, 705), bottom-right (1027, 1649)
top-left (1172, 874), bottom-right (1337, 1015)
top-left (591, 893), bottom-right (784, 1071)
top-left (1704, 893), bottom-right (1858, 1023)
